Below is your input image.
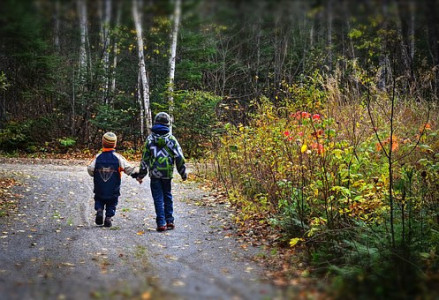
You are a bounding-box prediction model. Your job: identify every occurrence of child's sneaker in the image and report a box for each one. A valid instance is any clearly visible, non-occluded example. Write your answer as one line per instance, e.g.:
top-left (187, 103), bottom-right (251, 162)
top-left (95, 210), bottom-right (103, 225)
top-left (166, 223), bottom-right (175, 230)
top-left (157, 225), bottom-right (167, 232)
top-left (104, 217), bottom-right (112, 227)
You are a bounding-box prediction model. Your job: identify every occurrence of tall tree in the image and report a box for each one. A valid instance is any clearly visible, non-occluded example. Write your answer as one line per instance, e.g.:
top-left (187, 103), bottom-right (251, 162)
top-left (132, 0), bottom-right (152, 136)
top-left (111, 1), bottom-right (122, 96)
top-left (77, 0), bottom-right (88, 86)
top-left (167, 0), bottom-right (182, 125)
top-left (75, 0), bottom-right (89, 138)
top-left (99, 0), bottom-right (112, 104)
top-left (53, 0), bottom-right (61, 52)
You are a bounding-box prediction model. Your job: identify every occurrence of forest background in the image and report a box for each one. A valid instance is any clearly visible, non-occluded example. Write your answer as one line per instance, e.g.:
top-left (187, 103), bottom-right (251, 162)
top-left (1, 0), bottom-right (439, 298)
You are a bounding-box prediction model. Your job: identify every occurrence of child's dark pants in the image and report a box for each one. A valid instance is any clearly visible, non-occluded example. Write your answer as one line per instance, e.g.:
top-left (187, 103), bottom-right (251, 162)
top-left (94, 196), bottom-right (119, 217)
top-left (150, 178), bottom-right (173, 227)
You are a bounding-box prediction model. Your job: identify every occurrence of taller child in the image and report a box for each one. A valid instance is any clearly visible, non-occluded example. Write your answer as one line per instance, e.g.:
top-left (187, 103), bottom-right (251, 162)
top-left (136, 112), bottom-right (187, 232)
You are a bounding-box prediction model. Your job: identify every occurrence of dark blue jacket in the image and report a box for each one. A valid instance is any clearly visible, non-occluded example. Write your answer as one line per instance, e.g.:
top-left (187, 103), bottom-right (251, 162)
top-left (93, 150), bottom-right (121, 199)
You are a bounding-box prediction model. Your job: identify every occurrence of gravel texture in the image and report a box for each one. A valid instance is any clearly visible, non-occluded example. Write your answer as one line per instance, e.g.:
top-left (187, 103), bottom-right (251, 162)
top-left (0, 160), bottom-right (282, 300)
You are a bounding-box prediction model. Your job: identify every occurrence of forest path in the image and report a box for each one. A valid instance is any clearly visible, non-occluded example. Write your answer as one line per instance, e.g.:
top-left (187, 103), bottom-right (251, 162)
top-left (0, 160), bottom-right (282, 300)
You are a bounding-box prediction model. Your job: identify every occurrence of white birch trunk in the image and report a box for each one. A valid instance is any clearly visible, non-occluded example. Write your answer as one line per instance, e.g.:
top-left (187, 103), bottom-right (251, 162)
top-left (111, 2), bottom-right (122, 95)
top-left (167, 0), bottom-right (181, 127)
top-left (132, 0), bottom-right (152, 134)
top-left (100, 0), bottom-right (112, 104)
top-left (77, 0), bottom-right (87, 85)
top-left (137, 71), bottom-right (145, 138)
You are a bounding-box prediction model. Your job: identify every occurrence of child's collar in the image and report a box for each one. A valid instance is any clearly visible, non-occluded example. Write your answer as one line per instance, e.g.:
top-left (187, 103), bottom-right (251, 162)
top-left (102, 147), bottom-right (115, 152)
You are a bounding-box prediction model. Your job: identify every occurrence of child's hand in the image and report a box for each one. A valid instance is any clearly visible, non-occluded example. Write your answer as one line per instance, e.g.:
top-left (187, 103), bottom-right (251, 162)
top-left (182, 173), bottom-right (188, 181)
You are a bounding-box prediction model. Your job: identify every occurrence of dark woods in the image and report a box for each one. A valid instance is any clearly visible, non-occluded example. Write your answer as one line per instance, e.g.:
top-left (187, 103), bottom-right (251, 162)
top-left (1, 1), bottom-right (439, 298)
top-left (0, 0), bottom-right (437, 152)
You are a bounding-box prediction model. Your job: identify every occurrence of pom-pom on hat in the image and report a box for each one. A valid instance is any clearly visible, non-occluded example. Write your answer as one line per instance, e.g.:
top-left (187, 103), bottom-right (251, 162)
top-left (102, 132), bottom-right (117, 148)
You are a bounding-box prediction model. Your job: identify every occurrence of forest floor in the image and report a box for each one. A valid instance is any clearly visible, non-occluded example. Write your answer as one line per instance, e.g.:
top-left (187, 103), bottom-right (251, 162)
top-left (0, 158), bottom-right (303, 300)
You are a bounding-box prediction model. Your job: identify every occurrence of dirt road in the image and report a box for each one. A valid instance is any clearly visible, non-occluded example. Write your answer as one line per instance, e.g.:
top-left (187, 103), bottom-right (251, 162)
top-left (0, 160), bottom-right (282, 300)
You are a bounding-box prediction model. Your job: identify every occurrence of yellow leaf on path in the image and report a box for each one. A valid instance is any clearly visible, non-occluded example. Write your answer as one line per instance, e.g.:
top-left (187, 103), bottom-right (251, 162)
top-left (141, 292), bottom-right (151, 300)
top-left (301, 144), bottom-right (307, 153)
top-left (136, 231), bottom-right (145, 235)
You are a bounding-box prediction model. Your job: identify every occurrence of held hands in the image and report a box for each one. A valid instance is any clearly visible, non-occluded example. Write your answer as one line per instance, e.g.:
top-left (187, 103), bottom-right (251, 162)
top-left (131, 172), bottom-right (143, 184)
top-left (181, 173), bottom-right (188, 181)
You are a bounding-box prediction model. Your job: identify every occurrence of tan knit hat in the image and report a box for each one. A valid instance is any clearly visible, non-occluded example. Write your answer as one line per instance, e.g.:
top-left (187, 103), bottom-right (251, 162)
top-left (102, 132), bottom-right (117, 148)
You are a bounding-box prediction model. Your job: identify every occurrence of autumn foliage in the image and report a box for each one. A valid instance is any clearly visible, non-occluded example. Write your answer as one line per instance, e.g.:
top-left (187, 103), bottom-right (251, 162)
top-left (210, 74), bottom-right (439, 297)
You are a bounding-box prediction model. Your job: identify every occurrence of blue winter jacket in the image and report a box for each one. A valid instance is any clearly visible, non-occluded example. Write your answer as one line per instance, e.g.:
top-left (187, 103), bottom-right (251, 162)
top-left (87, 149), bottom-right (137, 199)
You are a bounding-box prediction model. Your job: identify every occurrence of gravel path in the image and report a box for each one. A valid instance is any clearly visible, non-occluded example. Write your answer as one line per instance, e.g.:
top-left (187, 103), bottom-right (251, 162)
top-left (0, 160), bottom-right (281, 300)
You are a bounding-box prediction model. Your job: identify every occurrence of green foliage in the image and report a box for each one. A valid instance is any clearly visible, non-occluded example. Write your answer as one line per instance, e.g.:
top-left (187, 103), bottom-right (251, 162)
top-left (90, 95), bottom-right (138, 143)
top-left (172, 90), bottom-right (222, 158)
top-left (211, 69), bottom-right (439, 296)
top-left (0, 72), bottom-right (9, 91)
top-left (58, 137), bottom-right (76, 148)
top-left (0, 116), bottom-right (55, 151)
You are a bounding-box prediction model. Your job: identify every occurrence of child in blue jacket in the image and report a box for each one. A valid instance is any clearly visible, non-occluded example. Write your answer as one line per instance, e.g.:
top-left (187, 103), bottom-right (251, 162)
top-left (87, 132), bottom-right (138, 227)
top-left (136, 112), bottom-right (187, 232)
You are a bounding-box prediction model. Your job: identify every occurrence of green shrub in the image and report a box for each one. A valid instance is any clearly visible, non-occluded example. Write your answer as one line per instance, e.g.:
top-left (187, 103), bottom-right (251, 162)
top-left (172, 90), bottom-right (222, 158)
top-left (210, 77), bottom-right (439, 297)
top-left (0, 116), bottom-right (59, 152)
top-left (58, 137), bottom-right (76, 148)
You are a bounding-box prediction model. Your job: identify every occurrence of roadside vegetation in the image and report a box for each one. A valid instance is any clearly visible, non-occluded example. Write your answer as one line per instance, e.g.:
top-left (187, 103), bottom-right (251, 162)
top-left (1, 1), bottom-right (439, 298)
top-left (208, 68), bottom-right (439, 297)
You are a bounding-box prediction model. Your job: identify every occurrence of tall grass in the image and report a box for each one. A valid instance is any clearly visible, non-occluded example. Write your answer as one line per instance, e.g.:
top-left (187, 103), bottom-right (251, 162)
top-left (209, 65), bottom-right (439, 297)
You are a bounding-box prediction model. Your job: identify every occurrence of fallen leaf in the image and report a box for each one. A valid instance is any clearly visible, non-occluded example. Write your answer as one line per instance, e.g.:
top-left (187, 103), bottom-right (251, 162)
top-left (172, 280), bottom-right (185, 287)
top-left (60, 262), bottom-right (75, 267)
top-left (141, 292), bottom-right (151, 300)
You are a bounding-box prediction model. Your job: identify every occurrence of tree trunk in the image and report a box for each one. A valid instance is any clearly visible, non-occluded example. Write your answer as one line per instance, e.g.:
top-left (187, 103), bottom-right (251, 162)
top-left (425, 0), bottom-right (438, 96)
top-left (167, 0), bottom-right (181, 127)
top-left (54, 0), bottom-right (61, 52)
top-left (100, 0), bottom-right (112, 104)
top-left (137, 71), bottom-right (145, 139)
top-left (132, 0), bottom-right (152, 135)
top-left (327, 0), bottom-right (333, 71)
top-left (409, 1), bottom-right (415, 61)
top-left (111, 2), bottom-right (122, 97)
top-left (71, 69), bottom-right (76, 136)
top-left (377, 2), bottom-right (389, 91)
top-left (77, 0), bottom-right (88, 86)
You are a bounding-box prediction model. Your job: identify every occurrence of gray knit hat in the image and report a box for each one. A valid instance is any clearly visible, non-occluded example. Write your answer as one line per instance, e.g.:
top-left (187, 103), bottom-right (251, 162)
top-left (154, 112), bottom-right (171, 126)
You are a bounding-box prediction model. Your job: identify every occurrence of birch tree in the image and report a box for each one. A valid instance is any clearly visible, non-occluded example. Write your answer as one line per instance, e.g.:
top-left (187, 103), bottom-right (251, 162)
top-left (99, 0), bottom-right (112, 104)
top-left (75, 0), bottom-right (89, 137)
top-left (137, 72), bottom-right (145, 138)
top-left (111, 2), bottom-right (122, 95)
top-left (77, 0), bottom-right (88, 86)
top-left (132, 0), bottom-right (152, 136)
top-left (167, 0), bottom-right (181, 125)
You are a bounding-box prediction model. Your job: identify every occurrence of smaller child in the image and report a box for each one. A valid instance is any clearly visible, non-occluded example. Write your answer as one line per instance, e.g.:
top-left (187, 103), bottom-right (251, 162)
top-left (87, 132), bottom-right (138, 227)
